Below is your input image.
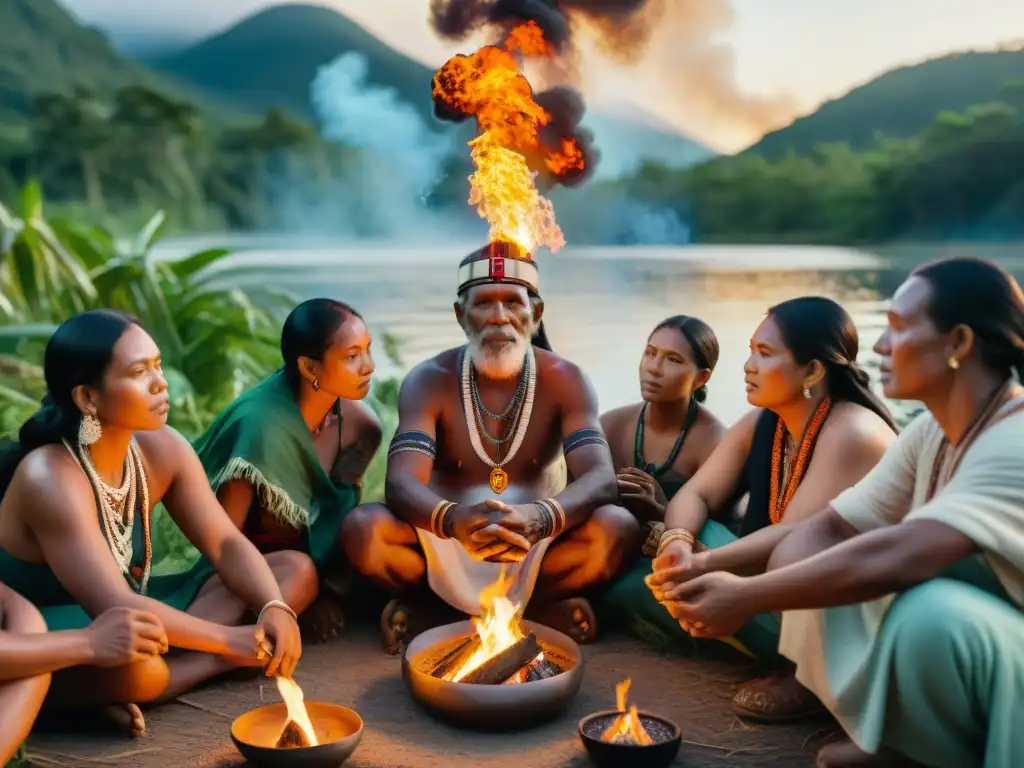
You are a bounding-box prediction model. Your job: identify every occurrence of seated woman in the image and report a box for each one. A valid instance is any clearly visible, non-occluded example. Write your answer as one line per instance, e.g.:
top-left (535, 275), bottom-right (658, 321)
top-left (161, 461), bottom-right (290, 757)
top-left (0, 310), bottom-right (311, 736)
top-left (599, 316), bottom-right (726, 616)
top-left (0, 584), bottom-right (167, 761)
top-left (194, 299), bottom-right (381, 640)
top-left (645, 297), bottom-right (898, 722)
top-left (652, 257), bottom-right (1024, 768)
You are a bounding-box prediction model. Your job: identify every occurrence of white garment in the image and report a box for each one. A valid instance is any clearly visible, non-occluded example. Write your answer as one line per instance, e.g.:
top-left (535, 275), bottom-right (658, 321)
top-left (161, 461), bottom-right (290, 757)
top-left (779, 403), bottom-right (1024, 753)
top-left (417, 531), bottom-right (553, 616)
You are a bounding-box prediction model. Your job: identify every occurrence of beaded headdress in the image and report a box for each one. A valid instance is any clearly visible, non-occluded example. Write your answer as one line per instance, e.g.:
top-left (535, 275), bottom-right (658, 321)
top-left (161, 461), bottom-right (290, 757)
top-left (456, 240), bottom-right (539, 297)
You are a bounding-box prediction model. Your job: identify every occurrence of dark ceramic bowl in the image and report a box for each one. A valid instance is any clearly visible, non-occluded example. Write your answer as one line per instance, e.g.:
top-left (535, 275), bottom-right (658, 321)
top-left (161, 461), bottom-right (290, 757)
top-left (402, 619), bottom-right (584, 730)
top-left (230, 701), bottom-right (363, 767)
top-left (578, 709), bottom-right (682, 768)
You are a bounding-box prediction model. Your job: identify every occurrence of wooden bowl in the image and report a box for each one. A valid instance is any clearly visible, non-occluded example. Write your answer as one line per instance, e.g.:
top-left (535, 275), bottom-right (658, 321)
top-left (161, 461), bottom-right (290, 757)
top-left (402, 619), bottom-right (585, 730)
top-left (578, 710), bottom-right (682, 768)
top-left (230, 701), bottom-right (363, 767)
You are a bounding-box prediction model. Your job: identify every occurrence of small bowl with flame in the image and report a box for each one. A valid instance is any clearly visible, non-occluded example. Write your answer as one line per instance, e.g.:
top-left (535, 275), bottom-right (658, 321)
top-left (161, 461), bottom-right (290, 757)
top-left (231, 677), bottom-right (364, 767)
top-left (578, 679), bottom-right (681, 768)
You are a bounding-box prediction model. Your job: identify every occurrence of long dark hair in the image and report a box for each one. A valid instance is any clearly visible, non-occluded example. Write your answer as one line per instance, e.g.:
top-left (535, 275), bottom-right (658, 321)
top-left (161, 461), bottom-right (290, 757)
top-left (913, 256), bottom-right (1024, 380)
top-left (0, 310), bottom-right (140, 500)
top-left (650, 314), bottom-right (719, 402)
top-left (280, 298), bottom-right (362, 391)
top-left (768, 297), bottom-right (899, 432)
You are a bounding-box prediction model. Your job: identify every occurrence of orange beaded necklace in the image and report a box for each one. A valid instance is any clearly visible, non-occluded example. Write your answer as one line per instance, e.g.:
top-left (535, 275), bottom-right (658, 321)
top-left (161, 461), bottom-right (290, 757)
top-left (768, 396), bottom-right (832, 525)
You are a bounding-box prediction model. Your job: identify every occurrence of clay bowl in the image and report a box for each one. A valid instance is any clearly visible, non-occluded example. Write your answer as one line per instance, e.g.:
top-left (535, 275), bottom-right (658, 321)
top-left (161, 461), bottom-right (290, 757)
top-left (230, 701), bottom-right (363, 767)
top-left (402, 619), bottom-right (584, 730)
top-left (578, 710), bottom-right (682, 768)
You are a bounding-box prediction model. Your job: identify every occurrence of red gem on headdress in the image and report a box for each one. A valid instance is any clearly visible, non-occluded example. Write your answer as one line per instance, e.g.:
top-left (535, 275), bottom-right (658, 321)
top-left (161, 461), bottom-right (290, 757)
top-left (489, 257), bottom-right (505, 279)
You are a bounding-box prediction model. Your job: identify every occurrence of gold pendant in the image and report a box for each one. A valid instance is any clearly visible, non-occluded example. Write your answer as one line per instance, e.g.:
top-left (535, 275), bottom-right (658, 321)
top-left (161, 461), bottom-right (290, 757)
top-left (489, 466), bottom-right (509, 494)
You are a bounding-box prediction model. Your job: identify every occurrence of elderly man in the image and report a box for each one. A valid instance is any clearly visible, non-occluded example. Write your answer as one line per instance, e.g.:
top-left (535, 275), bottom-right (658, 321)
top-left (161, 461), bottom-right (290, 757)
top-left (342, 241), bottom-right (641, 652)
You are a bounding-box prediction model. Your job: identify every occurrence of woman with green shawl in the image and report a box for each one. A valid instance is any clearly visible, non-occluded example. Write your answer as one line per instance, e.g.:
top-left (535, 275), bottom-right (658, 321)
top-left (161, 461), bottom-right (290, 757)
top-left (194, 298), bottom-right (382, 640)
top-left (652, 257), bottom-right (1024, 767)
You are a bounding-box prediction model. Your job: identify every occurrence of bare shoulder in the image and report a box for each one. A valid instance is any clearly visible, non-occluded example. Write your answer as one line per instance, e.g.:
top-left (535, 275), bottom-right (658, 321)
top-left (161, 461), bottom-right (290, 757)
top-left (726, 407), bottom-right (764, 448)
top-left (690, 404), bottom-right (728, 461)
top-left (341, 398), bottom-right (384, 440)
top-left (817, 402), bottom-right (896, 459)
top-left (15, 443), bottom-right (90, 499)
top-left (536, 349), bottom-right (595, 402)
top-left (400, 349), bottom-right (459, 395)
top-left (135, 424), bottom-right (193, 467)
top-left (599, 402), bottom-right (643, 438)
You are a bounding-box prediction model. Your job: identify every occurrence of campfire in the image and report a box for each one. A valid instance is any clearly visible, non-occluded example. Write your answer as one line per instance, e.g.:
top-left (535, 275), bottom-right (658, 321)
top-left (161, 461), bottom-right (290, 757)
top-left (425, 569), bottom-right (566, 685)
top-left (273, 676), bottom-right (319, 749)
top-left (599, 679), bottom-right (653, 745)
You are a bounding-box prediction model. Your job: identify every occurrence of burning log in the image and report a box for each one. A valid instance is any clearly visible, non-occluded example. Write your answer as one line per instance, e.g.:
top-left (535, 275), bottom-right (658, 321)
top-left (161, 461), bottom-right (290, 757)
top-left (501, 655), bottom-right (563, 684)
top-left (430, 635), bottom-right (483, 678)
top-left (460, 633), bottom-right (541, 685)
top-left (275, 720), bottom-right (312, 749)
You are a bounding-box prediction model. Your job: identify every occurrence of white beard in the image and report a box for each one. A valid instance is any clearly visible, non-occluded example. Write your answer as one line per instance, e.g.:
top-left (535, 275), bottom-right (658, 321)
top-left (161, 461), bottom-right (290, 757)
top-left (467, 328), bottom-right (529, 380)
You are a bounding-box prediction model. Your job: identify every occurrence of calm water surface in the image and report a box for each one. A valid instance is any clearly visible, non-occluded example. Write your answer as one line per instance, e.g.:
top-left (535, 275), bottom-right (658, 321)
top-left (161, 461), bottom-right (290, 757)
top-left (162, 238), bottom-right (1024, 426)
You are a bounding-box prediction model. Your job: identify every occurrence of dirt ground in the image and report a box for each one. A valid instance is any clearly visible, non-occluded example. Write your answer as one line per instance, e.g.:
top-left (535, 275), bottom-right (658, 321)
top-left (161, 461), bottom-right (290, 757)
top-left (27, 626), bottom-right (839, 768)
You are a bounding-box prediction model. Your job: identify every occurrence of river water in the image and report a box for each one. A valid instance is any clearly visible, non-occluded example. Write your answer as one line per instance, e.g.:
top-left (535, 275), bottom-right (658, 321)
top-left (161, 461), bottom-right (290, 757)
top-left (162, 237), bottom-right (1024, 426)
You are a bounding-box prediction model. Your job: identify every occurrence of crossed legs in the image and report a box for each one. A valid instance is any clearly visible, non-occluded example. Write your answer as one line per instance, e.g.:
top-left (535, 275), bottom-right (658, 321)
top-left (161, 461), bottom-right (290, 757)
top-left (341, 502), bottom-right (640, 650)
top-left (43, 550), bottom-right (318, 736)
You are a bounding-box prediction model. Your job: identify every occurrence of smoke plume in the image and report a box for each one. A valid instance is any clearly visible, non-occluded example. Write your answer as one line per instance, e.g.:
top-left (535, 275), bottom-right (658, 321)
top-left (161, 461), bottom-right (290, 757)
top-left (429, 0), bottom-right (796, 150)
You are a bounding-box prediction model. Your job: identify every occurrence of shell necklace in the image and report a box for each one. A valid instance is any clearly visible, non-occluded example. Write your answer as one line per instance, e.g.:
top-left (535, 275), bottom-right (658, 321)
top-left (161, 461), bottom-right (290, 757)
top-left (64, 438), bottom-right (153, 594)
top-left (461, 344), bottom-right (537, 493)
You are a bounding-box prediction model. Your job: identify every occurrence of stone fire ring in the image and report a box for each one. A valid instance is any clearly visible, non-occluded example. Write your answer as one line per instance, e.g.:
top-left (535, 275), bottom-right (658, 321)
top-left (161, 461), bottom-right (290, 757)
top-left (402, 619), bottom-right (585, 730)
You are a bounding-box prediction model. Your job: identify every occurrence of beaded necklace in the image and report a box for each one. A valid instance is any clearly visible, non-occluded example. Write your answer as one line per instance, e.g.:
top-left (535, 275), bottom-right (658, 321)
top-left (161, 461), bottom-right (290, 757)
top-left (460, 344), bottom-right (537, 493)
top-left (64, 438), bottom-right (153, 594)
top-left (633, 398), bottom-right (698, 478)
top-left (768, 396), bottom-right (831, 525)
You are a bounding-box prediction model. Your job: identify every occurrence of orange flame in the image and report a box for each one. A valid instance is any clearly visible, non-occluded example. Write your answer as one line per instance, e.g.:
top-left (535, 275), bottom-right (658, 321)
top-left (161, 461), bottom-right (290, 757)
top-left (433, 23), bottom-right (575, 254)
top-left (445, 567), bottom-right (542, 682)
top-left (600, 678), bottom-right (654, 745)
top-left (275, 676), bottom-right (319, 747)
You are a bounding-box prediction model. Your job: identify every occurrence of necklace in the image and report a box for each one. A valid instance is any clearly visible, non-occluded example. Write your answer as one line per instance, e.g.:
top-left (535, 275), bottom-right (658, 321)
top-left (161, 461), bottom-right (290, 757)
top-left (471, 354), bottom-right (528, 445)
top-left (461, 345), bottom-right (537, 493)
top-left (64, 438), bottom-right (153, 594)
top-left (768, 396), bottom-right (831, 525)
top-left (633, 398), bottom-right (698, 478)
top-left (926, 379), bottom-right (1022, 502)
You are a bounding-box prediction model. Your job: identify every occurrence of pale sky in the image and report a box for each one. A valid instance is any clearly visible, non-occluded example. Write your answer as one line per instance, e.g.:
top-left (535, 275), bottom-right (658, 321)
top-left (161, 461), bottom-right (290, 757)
top-left (64, 0), bottom-right (1024, 151)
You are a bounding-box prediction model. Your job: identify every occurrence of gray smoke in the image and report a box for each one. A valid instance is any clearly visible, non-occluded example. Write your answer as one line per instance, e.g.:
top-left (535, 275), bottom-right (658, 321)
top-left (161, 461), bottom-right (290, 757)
top-left (305, 51), bottom-right (478, 240)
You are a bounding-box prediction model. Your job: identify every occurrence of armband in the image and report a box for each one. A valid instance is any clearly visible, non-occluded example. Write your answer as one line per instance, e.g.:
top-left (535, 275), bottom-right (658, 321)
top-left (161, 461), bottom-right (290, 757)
top-left (562, 428), bottom-right (607, 455)
top-left (388, 431), bottom-right (436, 460)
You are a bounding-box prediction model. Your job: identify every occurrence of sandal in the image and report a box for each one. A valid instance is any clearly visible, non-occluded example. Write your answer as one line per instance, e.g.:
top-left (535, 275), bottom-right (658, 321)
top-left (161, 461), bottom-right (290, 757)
top-left (732, 672), bottom-right (826, 723)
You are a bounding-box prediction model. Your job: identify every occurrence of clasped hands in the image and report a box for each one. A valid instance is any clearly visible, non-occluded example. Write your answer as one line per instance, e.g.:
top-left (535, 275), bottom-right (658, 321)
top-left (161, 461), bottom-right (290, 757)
top-left (644, 540), bottom-right (753, 639)
top-left (448, 499), bottom-right (547, 563)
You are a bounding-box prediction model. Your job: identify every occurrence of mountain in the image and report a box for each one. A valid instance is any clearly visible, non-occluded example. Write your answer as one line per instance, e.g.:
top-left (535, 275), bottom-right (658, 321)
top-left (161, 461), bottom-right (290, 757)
top-left (148, 3), bottom-right (711, 174)
top-left (747, 48), bottom-right (1024, 158)
top-left (0, 0), bottom-right (241, 132)
top-left (151, 4), bottom-right (437, 123)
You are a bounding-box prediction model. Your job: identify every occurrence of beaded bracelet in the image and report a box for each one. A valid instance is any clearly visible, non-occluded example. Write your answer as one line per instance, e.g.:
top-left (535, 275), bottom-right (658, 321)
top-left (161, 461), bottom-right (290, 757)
top-left (657, 527), bottom-right (696, 557)
top-left (540, 497), bottom-right (566, 538)
top-left (642, 521), bottom-right (666, 558)
top-left (257, 599), bottom-right (296, 625)
top-left (533, 502), bottom-right (554, 539)
top-left (430, 500), bottom-right (456, 539)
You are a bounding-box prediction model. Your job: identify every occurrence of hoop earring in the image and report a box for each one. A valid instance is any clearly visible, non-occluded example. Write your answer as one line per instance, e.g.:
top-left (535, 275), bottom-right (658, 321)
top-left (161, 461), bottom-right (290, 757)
top-left (802, 387), bottom-right (811, 399)
top-left (948, 357), bottom-right (960, 371)
top-left (78, 413), bottom-right (102, 446)
top-left (312, 379), bottom-right (320, 392)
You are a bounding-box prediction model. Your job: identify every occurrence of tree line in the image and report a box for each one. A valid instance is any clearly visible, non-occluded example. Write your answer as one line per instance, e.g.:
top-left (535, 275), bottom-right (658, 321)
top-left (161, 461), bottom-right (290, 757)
top-left (612, 80), bottom-right (1024, 244)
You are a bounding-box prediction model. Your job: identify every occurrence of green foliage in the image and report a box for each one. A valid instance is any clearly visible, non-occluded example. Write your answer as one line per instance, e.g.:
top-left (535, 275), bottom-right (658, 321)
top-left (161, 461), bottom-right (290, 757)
top-left (749, 48), bottom-right (1024, 158)
top-left (614, 82), bottom-right (1024, 244)
top-left (0, 182), bottom-right (401, 572)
